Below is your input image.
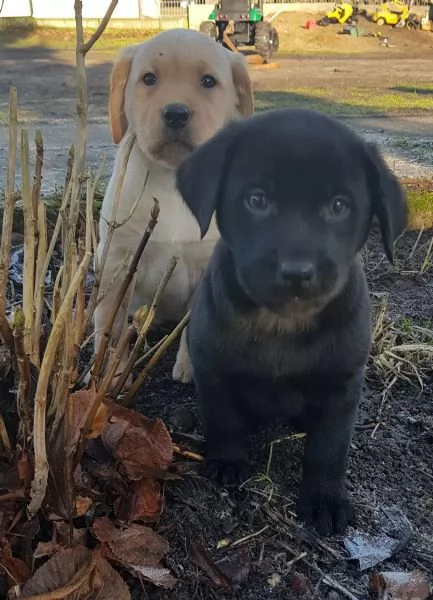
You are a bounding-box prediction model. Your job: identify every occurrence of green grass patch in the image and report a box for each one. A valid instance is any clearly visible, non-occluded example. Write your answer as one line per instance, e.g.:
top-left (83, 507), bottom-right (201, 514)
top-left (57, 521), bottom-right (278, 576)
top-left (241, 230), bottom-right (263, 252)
top-left (255, 85), bottom-right (433, 116)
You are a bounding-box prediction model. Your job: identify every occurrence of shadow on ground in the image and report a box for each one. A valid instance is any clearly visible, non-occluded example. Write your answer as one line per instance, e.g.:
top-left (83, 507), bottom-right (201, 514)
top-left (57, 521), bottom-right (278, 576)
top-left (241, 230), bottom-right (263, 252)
top-left (0, 47), bottom-right (113, 125)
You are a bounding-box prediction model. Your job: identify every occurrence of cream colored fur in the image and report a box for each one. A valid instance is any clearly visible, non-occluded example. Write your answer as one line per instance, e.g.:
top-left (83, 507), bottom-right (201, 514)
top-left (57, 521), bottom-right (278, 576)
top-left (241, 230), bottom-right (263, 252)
top-left (94, 29), bottom-right (254, 387)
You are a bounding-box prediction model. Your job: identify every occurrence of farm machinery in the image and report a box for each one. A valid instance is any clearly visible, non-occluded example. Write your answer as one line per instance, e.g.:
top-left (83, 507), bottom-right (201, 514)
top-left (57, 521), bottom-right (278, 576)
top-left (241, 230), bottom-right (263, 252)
top-left (199, 0), bottom-right (279, 59)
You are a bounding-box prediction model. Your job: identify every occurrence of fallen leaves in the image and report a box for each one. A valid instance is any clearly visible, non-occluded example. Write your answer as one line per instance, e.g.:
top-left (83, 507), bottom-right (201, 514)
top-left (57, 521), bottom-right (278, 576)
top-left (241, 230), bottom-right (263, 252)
top-left (93, 517), bottom-right (176, 589)
top-left (371, 570), bottom-right (432, 600)
top-left (21, 546), bottom-right (130, 600)
top-left (0, 393), bottom-right (176, 598)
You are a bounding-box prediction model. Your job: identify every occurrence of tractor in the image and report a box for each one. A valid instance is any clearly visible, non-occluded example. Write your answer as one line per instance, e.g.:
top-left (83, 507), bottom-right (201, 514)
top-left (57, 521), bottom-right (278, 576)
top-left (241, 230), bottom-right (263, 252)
top-left (199, 0), bottom-right (279, 59)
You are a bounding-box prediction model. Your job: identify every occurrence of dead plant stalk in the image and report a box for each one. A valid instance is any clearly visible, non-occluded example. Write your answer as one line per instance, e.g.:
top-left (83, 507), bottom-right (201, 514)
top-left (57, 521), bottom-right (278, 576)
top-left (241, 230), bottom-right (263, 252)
top-left (29, 248), bottom-right (92, 517)
top-left (109, 254), bottom-right (179, 398)
top-left (0, 88), bottom-right (17, 349)
top-left (21, 130), bottom-right (36, 361)
top-left (92, 199), bottom-right (160, 381)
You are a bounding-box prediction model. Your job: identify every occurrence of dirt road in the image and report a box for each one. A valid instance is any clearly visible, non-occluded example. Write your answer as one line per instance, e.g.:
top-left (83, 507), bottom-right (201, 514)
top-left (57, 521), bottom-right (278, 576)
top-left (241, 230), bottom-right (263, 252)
top-left (1, 46), bottom-right (432, 193)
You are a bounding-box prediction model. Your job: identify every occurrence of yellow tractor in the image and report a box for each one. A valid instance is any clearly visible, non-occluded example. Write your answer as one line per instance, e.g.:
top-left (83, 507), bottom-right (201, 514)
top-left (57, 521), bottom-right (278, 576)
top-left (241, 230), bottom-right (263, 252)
top-left (318, 3), bottom-right (356, 25)
top-left (372, 0), bottom-right (409, 26)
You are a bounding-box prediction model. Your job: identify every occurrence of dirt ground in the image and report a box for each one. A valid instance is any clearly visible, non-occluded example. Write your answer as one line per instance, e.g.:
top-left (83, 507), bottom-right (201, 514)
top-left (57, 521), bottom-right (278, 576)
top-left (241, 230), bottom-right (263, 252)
top-left (1, 15), bottom-right (433, 190)
top-left (0, 19), bottom-right (433, 600)
top-left (134, 228), bottom-right (433, 600)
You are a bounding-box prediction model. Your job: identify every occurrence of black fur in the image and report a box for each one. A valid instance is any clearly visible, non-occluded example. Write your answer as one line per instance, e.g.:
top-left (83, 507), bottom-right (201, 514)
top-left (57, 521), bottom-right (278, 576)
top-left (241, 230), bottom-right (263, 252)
top-left (176, 109), bottom-right (407, 536)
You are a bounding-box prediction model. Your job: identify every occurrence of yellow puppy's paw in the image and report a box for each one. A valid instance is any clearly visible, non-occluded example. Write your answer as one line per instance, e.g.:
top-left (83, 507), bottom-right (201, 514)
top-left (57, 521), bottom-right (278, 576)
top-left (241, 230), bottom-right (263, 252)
top-left (172, 351), bottom-right (194, 384)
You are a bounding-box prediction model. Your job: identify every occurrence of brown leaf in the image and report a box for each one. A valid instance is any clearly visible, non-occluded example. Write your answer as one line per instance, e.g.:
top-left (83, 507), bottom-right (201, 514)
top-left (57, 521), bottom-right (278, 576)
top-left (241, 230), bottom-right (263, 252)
top-left (0, 542), bottom-right (30, 586)
top-left (22, 546), bottom-right (90, 597)
top-left (21, 546), bottom-right (130, 600)
top-left (103, 400), bottom-right (144, 428)
top-left (130, 564), bottom-right (177, 590)
top-left (47, 389), bottom-right (97, 520)
top-left (101, 417), bottom-right (131, 454)
top-left (75, 496), bottom-right (92, 518)
top-left (123, 478), bottom-right (163, 522)
top-left (54, 522), bottom-right (87, 547)
top-left (112, 420), bottom-right (173, 480)
top-left (91, 517), bottom-right (176, 589)
top-left (189, 542), bottom-right (232, 589)
top-left (87, 402), bottom-right (110, 439)
top-left (0, 502), bottom-right (21, 538)
top-left (370, 571), bottom-right (432, 600)
top-left (33, 542), bottom-right (63, 559)
top-left (17, 450), bottom-right (33, 490)
top-left (93, 549), bottom-right (131, 600)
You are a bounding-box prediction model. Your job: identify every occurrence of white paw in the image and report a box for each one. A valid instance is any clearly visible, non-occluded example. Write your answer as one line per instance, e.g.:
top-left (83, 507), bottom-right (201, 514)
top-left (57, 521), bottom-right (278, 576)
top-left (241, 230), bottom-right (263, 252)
top-left (172, 353), bottom-right (194, 384)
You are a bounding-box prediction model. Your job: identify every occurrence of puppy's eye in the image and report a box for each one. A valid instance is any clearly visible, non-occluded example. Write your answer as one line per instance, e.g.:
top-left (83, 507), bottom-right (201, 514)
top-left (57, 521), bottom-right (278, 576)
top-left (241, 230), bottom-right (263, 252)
top-left (201, 75), bottom-right (217, 89)
top-left (245, 189), bottom-right (270, 215)
top-left (142, 72), bottom-right (157, 86)
top-left (328, 196), bottom-right (351, 220)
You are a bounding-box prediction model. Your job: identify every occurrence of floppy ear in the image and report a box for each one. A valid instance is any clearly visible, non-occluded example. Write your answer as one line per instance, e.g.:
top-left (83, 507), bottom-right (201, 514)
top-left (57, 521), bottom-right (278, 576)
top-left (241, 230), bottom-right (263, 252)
top-left (365, 142), bottom-right (407, 263)
top-left (229, 53), bottom-right (254, 117)
top-left (176, 121), bottom-right (242, 238)
top-left (108, 46), bottom-right (137, 144)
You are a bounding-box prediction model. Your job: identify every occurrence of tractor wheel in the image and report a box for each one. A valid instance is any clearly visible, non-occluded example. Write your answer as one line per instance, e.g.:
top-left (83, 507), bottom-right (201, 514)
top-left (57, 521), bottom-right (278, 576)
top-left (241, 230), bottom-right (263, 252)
top-left (376, 17), bottom-right (385, 26)
top-left (255, 21), bottom-right (279, 59)
top-left (199, 21), bottom-right (217, 40)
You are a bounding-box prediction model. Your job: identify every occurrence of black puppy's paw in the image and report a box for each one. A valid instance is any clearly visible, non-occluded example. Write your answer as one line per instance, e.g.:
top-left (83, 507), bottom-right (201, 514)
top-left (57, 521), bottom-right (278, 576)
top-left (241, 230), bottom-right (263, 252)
top-left (201, 457), bottom-right (250, 486)
top-left (297, 479), bottom-right (354, 536)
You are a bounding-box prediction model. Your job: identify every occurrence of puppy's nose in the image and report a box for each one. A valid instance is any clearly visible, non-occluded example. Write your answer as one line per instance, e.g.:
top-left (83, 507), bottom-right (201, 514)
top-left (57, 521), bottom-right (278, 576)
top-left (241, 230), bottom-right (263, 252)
top-left (279, 260), bottom-right (316, 284)
top-left (162, 103), bottom-right (190, 130)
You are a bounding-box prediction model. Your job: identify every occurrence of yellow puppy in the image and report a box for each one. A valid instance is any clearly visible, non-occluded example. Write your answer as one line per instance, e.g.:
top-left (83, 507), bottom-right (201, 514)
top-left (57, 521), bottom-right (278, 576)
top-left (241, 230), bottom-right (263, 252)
top-left (94, 29), bottom-right (254, 386)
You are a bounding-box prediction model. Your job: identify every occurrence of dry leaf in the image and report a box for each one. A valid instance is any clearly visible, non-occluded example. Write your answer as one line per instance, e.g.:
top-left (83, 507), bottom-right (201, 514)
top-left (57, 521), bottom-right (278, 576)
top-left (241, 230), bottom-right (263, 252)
top-left (370, 570), bottom-right (432, 600)
top-left (189, 542), bottom-right (232, 589)
top-left (87, 402), bottom-right (110, 439)
top-left (0, 545), bottom-right (30, 586)
top-left (112, 420), bottom-right (173, 480)
top-left (22, 546), bottom-right (90, 597)
top-left (0, 502), bottom-right (21, 538)
top-left (124, 478), bottom-right (163, 522)
top-left (22, 546), bottom-right (130, 599)
top-left (101, 402), bottom-right (173, 479)
top-left (17, 450), bottom-right (33, 490)
top-left (33, 542), bottom-right (63, 559)
top-left (47, 389), bottom-right (97, 520)
top-left (92, 517), bottom-right (176, 589)
top-left (54, 522), bottom-right (88, 547)
top-left (75, 496), bottom-right (92, 518)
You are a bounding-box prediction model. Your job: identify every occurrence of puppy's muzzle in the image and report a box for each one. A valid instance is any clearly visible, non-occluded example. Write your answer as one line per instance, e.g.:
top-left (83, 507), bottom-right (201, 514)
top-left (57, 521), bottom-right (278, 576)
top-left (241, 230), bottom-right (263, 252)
top-left (162, 103), bottom-right (191, 131)
top-left (278, 259), bottom-right (316, 289)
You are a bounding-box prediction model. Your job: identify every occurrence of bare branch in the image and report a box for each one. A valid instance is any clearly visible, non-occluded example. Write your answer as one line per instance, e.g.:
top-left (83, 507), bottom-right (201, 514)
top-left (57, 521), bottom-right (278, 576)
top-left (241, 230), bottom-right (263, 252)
top-left (81, 0), bottom-right (119, 55)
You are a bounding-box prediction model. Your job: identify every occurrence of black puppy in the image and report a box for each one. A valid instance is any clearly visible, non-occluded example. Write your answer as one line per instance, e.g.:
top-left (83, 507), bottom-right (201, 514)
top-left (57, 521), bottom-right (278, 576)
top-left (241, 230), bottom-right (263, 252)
top-left (176, 109), bottom-right (407, 536)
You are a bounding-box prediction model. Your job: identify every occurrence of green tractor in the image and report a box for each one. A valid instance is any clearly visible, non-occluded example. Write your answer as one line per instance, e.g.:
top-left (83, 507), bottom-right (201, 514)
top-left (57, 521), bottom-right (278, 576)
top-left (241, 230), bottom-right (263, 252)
top-left (199, 0), bottom-right (279, 59)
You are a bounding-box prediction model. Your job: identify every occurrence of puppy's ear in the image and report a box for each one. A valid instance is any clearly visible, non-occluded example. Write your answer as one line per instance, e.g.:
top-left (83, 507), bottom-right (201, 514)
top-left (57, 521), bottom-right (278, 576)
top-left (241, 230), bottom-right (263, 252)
top-left (229, 53), bottom-right (254, 117)
top-left (177, 122), bottom-right (242, 238)
top-left (108, 46), bottom-right (137, 144)
top-left (365, 142), bottom-right (407, 262)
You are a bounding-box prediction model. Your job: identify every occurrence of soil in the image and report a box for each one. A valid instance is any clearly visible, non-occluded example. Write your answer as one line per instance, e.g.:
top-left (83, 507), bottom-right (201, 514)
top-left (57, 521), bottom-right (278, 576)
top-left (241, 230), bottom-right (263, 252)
top-left (130, 228), bottom-right (433, 600)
